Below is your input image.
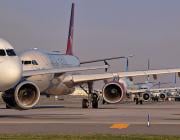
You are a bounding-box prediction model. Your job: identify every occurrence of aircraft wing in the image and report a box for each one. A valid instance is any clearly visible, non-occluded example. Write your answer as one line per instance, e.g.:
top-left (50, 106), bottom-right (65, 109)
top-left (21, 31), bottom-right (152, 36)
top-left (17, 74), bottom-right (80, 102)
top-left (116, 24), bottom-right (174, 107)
top-left (23, 66), bottom-right (180, 84)
top-left (148, 87), bottom-right (180, 93)
top-left (127, 89), bottom-right (147, 94)
top-left (128, 87), bottom-right (180, 94)
top-left (23, 65), bottom-right (108, 77)
top-left (80, 56), bottom-right (128, 64)
top-left (63, 68), bottom-right (180, 83)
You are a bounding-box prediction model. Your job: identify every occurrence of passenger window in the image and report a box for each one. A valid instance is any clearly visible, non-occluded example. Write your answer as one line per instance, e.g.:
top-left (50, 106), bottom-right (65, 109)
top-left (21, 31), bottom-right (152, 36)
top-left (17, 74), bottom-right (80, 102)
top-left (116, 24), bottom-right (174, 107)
top-left (6, 49), bottom-right (16, 56)
top-left (0, 49), bottom-right (6, 56)
top-left (24, 61), bottom-right (31, 65)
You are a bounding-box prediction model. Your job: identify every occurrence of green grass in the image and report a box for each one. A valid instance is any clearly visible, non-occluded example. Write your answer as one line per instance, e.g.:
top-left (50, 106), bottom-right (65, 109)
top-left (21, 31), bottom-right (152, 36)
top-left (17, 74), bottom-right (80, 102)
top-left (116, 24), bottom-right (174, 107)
top-left (0, 135), bottom-right (180, 140)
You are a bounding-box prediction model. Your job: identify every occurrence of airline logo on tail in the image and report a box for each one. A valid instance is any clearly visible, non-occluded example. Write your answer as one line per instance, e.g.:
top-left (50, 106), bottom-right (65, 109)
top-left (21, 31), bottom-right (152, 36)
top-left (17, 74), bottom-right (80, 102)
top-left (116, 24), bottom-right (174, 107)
top-left (66, 3), bottom-right (74, 55)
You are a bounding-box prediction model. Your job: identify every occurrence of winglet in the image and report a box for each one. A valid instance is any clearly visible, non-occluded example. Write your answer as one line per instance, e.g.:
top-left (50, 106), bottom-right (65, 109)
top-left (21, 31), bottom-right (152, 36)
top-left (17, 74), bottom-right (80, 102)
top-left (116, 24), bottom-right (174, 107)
top-left (66, 3), bottom-right (74, 55)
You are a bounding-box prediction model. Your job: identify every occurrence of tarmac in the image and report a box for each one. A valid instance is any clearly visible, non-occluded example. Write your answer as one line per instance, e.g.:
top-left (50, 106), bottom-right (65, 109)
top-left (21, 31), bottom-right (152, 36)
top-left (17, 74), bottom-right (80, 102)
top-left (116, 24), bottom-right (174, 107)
top-left (0, 96), bottom-right (180, 135)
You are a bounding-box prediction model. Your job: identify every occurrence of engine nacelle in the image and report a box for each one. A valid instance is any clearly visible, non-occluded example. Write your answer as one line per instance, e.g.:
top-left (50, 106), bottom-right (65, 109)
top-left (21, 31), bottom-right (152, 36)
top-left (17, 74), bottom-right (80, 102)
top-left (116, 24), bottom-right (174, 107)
top-left (2, 81), bottom-right (40, 110)
top-left (159, 93), bottom-right (167, 100)
top-left (102, 82), bottom-right (126, 104)
top-left (143, 92), bottom-right (151, 101)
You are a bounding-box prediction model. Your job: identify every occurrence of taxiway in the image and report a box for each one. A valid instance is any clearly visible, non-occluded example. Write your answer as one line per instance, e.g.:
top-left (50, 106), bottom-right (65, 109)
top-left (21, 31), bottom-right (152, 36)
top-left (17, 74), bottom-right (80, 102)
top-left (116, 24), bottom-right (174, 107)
top-left (0, 96), bottom-right (179, 135)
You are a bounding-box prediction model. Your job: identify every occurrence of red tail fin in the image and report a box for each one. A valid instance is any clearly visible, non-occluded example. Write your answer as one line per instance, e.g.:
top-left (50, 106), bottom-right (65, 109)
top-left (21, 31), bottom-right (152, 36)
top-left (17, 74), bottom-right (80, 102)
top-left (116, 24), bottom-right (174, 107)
top-left (66, 3), bottom-right (74, 55)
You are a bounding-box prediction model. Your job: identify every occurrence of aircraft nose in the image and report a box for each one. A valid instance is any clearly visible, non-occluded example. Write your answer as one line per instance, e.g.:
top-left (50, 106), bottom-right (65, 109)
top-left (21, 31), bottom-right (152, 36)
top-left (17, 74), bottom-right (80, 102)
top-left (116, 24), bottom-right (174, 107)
top-left (0, 57), bottom-right (22, 91)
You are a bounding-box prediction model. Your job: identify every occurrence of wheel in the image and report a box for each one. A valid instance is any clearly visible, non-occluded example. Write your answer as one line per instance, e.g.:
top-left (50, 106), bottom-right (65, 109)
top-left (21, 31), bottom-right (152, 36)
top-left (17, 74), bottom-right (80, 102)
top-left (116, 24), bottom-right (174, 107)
top-left (92, 93), bottom-right (98, 108)
top-left (102, 99), bottom-right (106, 104)
top-left (92, 93), bottom-right (98, 99)
top-left (46, 94), bottom-right (50, 98)
top-left (134, 97), bottom-right (138, 102)
top-left (92, 100), bottom-right (98, 108)
top-left (6, 104), bottom-right (11, 109)
top-left (140, 100), bottom-right (143, 105)
top-left (82, 99), bottom-right (89, 108)
top-left (136, 98), bottom-right (139, 104)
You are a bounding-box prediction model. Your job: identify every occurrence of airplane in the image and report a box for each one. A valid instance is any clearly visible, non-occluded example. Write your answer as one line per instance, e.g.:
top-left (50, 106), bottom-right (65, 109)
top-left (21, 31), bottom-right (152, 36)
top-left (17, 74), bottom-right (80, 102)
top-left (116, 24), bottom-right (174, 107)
top-left (128, 87), bottom-right (180, 102)
top-left (2, 3), bottom-right (180, 110)
top-left (0, 39), bottom-right (22, 91)
top-left (120, 59), bottom-right (177, 103)
top-left (127, 71), bottom-right (179, 103)
top-left (131, 65), bottom-right (180, 103)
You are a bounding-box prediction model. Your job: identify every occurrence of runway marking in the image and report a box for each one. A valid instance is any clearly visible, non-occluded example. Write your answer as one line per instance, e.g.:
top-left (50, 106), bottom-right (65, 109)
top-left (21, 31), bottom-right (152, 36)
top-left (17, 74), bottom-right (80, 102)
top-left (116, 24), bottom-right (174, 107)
top-left (110, 123), bottom-right (129, 129)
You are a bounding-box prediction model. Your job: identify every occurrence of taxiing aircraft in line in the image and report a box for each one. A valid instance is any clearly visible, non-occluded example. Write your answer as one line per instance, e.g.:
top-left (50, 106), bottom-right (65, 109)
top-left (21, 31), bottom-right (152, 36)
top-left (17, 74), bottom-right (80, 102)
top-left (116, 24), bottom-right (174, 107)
top-left (2, 3), bottom-right (180, 110)
top-left (126, 60), bottom-right (180, 103)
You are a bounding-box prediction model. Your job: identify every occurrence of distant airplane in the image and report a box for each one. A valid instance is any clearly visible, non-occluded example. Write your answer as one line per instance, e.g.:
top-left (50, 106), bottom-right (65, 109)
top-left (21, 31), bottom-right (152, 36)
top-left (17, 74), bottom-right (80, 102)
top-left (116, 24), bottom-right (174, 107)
top-left (2, 3), bottom-right (180, 110)
top-left (123, 59), bottom-right (162, 102)
top-left (126, 60), bottom-right (179, 103)
top-left (0, 39), bottom-right (22, 91)
top-left (128, 87), bottom-right (180, 101)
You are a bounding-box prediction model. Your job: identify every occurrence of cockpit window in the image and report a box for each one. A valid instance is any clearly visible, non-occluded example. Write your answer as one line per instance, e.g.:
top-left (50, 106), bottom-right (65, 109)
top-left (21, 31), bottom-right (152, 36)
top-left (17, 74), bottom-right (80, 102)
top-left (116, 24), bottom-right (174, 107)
top-left (23, 61), bottom-right (31, 65)
top-left (0, 49), bottom-right (6, 56)
top-left (22, 60), bottom-right (38, 65)
top-left (6, 49), bottom-right (16, 56)
top-left (32, 60), bottom-right (38, 65)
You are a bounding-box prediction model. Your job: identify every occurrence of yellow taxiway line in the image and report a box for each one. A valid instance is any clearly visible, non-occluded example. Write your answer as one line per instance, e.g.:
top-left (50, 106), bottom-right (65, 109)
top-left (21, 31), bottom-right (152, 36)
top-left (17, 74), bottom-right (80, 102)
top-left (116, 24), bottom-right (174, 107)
top-left (110, 123), bottom-right (129, 129)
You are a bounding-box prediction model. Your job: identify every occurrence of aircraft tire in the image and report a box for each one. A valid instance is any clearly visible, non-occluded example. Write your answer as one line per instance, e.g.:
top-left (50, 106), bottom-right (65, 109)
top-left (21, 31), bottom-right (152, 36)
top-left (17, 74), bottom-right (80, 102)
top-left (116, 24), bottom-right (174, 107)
top-left (102, 99), bottom-right (106, 104)
top-left (92, 93), bottom-right (99, 108)
top-left (6, 104), bottom-right (11, 109)
top-left (140, 100), bottom-right (143, 105)
top-left (135, 98), bottom-right (139, 104)
top-left (82, 99), bottom-right (89, 108)
top-left (92, 100), bottom-right (98, 108)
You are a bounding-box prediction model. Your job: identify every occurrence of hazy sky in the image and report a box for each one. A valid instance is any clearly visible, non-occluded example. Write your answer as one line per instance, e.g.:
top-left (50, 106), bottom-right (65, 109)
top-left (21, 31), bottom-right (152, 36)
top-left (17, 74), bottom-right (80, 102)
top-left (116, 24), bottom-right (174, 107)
top-left (0, 0), bottom-right (180, 84)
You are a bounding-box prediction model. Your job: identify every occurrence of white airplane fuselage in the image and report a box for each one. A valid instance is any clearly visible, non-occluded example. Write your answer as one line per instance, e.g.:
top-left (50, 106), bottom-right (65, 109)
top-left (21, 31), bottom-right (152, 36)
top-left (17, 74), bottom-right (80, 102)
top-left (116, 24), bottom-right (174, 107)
top-left (20, 50), bottom-right (155, 97)
top-left (0, 39), bottom-right (22, 91)
top-left (20, 49), bottom-right (80, 95)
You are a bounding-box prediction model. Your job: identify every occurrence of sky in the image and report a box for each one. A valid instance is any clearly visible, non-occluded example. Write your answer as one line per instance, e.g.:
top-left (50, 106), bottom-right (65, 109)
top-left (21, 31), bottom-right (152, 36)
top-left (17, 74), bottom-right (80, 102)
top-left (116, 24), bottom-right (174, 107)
top-left (0, 0), bottom-right (180, 85)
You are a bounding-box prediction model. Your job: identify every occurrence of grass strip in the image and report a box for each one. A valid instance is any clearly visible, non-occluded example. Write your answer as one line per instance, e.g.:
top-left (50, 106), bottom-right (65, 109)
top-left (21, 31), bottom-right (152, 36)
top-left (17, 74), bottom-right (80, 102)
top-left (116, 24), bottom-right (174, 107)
top-left (0, 134), bottom-right (180, 140)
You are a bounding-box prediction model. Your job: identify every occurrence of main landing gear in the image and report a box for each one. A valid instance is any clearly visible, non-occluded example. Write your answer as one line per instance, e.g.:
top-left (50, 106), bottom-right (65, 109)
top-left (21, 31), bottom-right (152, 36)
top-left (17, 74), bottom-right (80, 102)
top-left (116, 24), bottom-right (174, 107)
top-left (91, 93), bottom-right (99, 108)
top-left (80, 82), bottom-right (100, 109)
top-left (82, 99), bottom-right (89, 108)
top-left (134, 94), bottom-right (143, 105)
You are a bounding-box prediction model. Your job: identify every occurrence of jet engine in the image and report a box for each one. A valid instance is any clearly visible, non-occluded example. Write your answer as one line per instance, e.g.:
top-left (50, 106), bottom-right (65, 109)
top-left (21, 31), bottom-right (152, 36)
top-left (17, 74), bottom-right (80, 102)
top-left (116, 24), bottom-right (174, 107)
top-left (2, 81), bottom-right (40, 110)
top-left (143, 92), bottom-right (151, 101)
top-left (102, 82), bottom-right (126, 104)
top-left (159, 93), bottom-right (167, 100)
